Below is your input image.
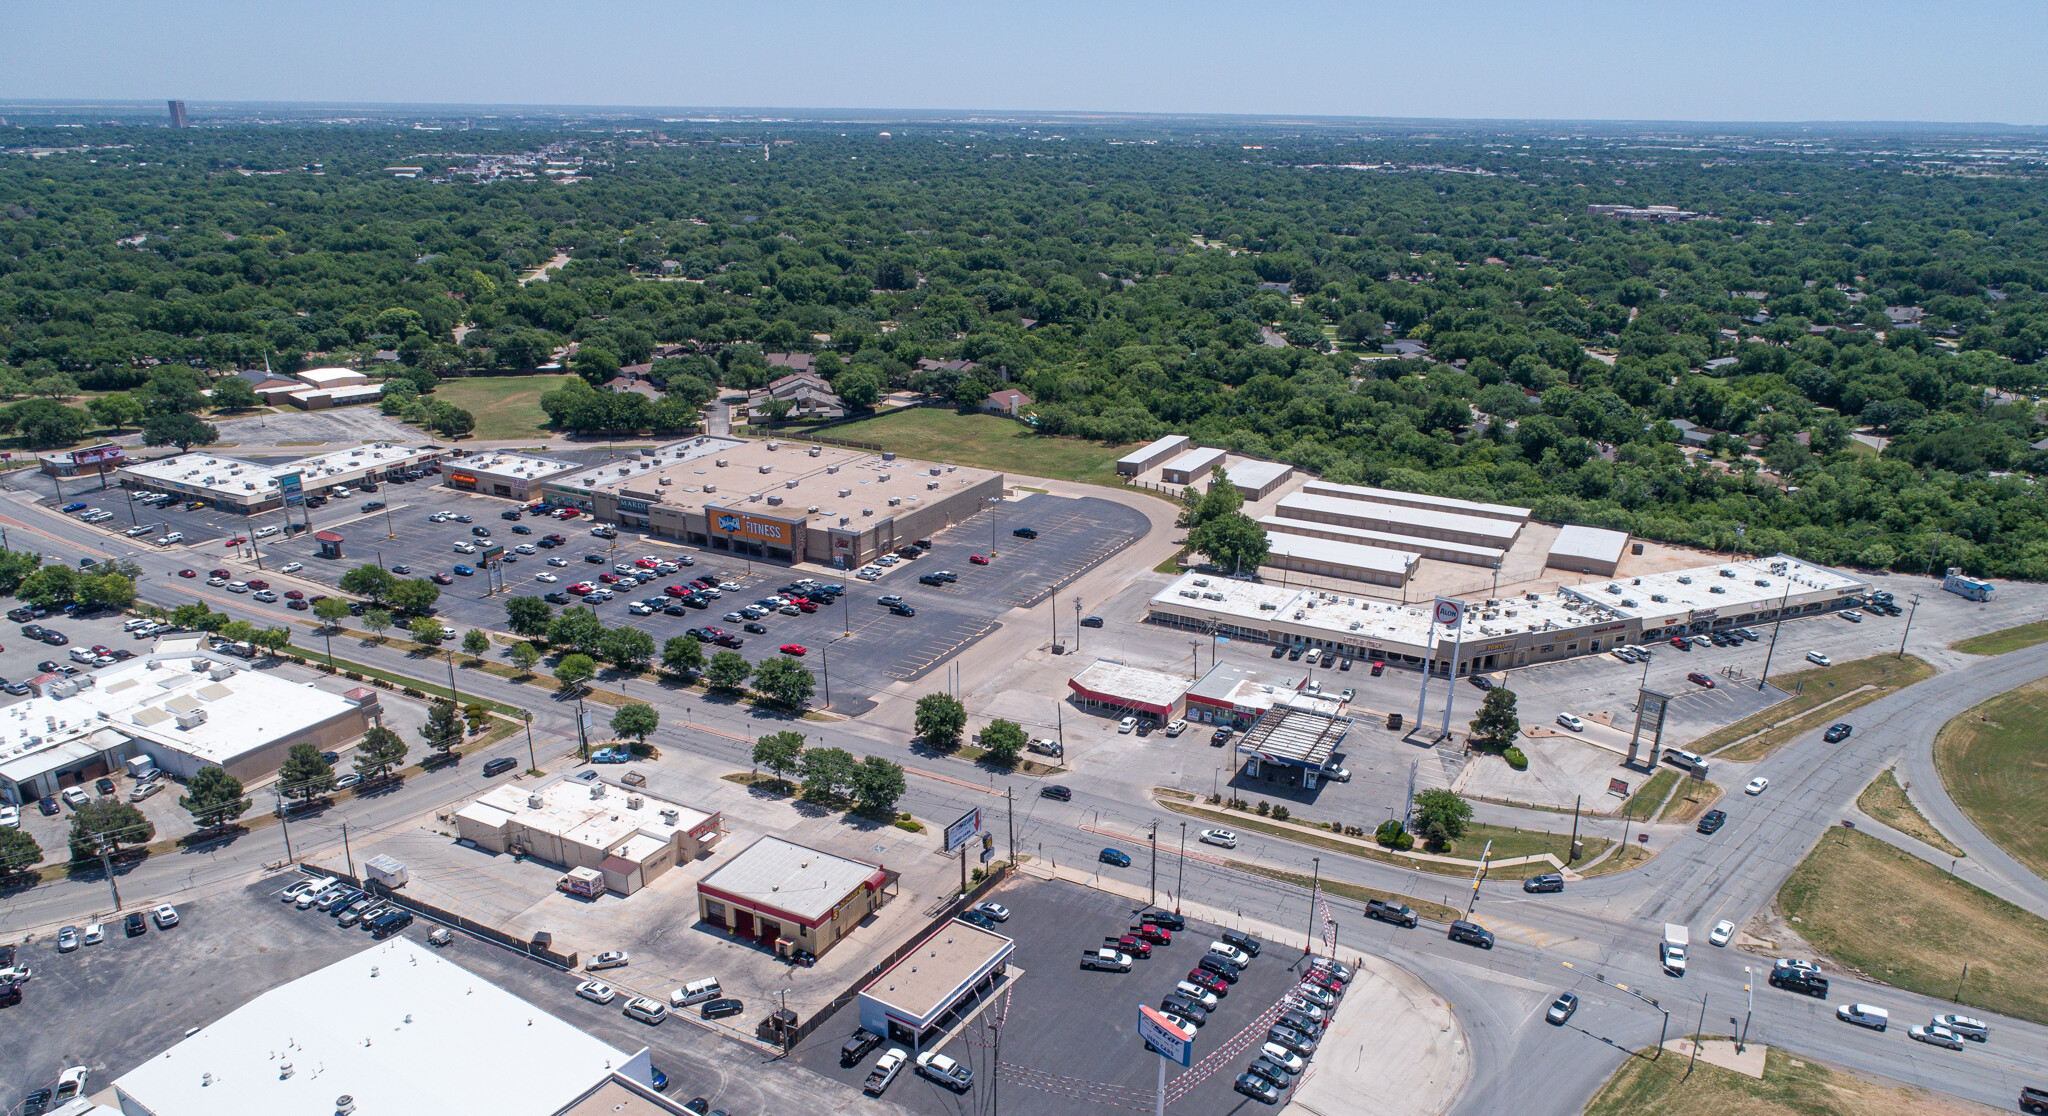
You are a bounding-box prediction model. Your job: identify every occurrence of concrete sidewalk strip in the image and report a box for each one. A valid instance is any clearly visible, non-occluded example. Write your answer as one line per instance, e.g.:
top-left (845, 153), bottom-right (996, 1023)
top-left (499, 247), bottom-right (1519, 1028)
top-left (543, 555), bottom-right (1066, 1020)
top-left (1661, 1037), bottom-right (1767, 1079)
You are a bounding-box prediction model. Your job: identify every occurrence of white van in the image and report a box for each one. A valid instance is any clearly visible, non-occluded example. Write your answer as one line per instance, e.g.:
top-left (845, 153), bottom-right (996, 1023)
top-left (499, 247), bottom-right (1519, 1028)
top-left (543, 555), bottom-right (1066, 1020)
top-left (670, 977), bottom-right (722, 1008)
top-left (1836, 1003), bottom-right (1889, 1030)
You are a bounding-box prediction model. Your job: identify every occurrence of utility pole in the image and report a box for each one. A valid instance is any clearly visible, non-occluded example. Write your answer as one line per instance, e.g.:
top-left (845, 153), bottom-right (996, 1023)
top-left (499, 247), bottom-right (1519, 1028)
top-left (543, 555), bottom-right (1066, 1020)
top-left (521, 708), bottom-right (537, 772)
top-left (1074, 597), bottom-right (1082, 653)
top-left (276, 789), bottom-right (295, 864)
top-left (1897, 594), bottom-right (1921, 658)
top-left (1683, 993), bottom-right (1709, 1081)
top-left (341, 820), bottom-right (355, 879)
top-left (959, 841), bottom-right (968, 898)
top-left (1757, 582), bottom-right (1791, 690)
top-left (1567, 795), bottom-right (1582, 863)
top-left (1005, 785), bottom-right (1015, 864)
top-left (1147, 820), bottom-right (1159, 908)
top-left (1739, 967), bottom-right (1753, 1053)
top-left (1306, 856), bottom-right (1321, 956)
top-left (446, 649), bottom-right (460, 712)
top-left (95, 835), bottom-right (121, 910)
top-left (1176, 822), bottom-right (1187, 913)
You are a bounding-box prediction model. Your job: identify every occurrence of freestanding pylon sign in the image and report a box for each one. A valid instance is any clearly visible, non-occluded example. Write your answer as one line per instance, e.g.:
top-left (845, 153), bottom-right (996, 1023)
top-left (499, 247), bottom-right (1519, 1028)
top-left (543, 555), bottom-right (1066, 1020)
top-left (1415, 596), bottom-right (1467, 741)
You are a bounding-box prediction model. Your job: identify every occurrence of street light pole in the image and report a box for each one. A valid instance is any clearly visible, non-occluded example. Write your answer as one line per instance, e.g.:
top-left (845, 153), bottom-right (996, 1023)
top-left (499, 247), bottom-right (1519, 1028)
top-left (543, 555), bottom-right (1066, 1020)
top-left (1307, 856), bottom-right (1321, 956)
top-left (521, 708), bottom-right (537, 772)
top-left (1147, 820), bottom-right (1158, 908)
top-left (1176, 822), bottom-right (1186, 912)
top-left (1074, 597), bottom-right (1082, 653)
top-left (1757, 581), bottom-right (1791, 690)
top-left (1897, 594), bottom-right (1921, 658)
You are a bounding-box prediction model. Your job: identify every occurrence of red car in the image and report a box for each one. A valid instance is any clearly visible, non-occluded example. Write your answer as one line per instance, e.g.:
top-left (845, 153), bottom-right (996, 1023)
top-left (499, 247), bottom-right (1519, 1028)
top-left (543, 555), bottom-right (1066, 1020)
top-left (779, 644), bottom-right (807, 656)
top-left (792, 599), bottom-right (818, 613)
top-left (226, 536), bottom-right (247, 546)
top-left (178, 568), bottom-right (197, 578)
top-left (664, 585), bottom-right (689, 597)
top-left (90, 644), bottom-right (112, 656)
top-left (1109, 934), bottom-right (1151, 959)
top-left (1370, 660), bottom-right (1385, 676)
top-left (1670, 636), bottom-right (1690, 650)
top-left (568, 583), bottom-right (594, 595)
top-left (1184, 970), bottom-right (1228, 995)
top-left (287, 599), bottom-right (309, 610)
top-left (544, 533), bottom-right (567, 544)
top-left (636, 558), bottom-right (658, 569)
top-left (1687, 671), bottom-right (1715, 688)
top-left (284, 590), bottom-right (304, 600)
top-left (1131, 923), bottom-right (1172, 945)
top-left (598, 573), bottom-right (621, 583)
top-left (430, 573), bottom-right (454, 585)
top-left (969, 554), bottom-right (990, 565)
top-left (1302, 968), bottom-right (1345, 993)
top-left (555, 508), bottom-right (580, 520)
top-left (210, 568), bottom-right (231, 579)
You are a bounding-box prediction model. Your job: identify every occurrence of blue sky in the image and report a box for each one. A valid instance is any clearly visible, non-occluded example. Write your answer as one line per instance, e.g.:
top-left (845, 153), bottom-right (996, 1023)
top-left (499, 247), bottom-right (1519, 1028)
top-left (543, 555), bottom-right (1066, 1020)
top-left (7, 0), bottom-right (2045, 124)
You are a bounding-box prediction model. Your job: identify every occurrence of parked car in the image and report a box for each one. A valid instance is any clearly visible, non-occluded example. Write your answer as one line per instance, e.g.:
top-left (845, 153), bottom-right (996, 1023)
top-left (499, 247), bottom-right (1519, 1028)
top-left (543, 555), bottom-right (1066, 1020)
top-left (916, 1051), bottom-right (973, 1092)
top-left (576, 980), bottom-right (617, 1005)
top-left (587, 950), bottom-right (630, 971)
top-left (701, 997), bottom-right (744, 1019)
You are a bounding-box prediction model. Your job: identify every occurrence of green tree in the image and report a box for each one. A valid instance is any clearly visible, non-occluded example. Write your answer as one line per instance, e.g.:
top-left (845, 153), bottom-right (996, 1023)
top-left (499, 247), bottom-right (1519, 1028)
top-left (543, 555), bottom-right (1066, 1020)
top-left (1187, 464), bottom-right (1244, 528)
top-left (599, 625), bottom-right (656, 669)
top-left (313, 596), bottom-right (351, 627)
top-left (0, 549), bottom-right (42, 595)
top-left (546, 606), bottom-right (605, 655)
top-left (253, 626), bottom-right (293, 658)
top-left (178, 766), bottom-right (251, 831)
top-left (278, 742), bottom-right (336, 802)
top-left (979, 718), bottom-right (1026, 768)
top-left (836, 368), bottom-right (884, 409)
top-left (462, 628), bottom-right (490, 658)
top-left (170, 602), bottom-right (212, 630)
top-left (1188, 511), bottom-right (1269, 574)
top-left (408, 615), bottom-right (447, 643)
top-left (0, 826), bottom-right (42, 877)
top-left (339, 564), bottom-right (398, 602)
top-left (66, 799), bottom-right (156, 862)
top-left (852, 755), bottom-right (907, 816)
top-left (430, 403), bottom-right (476, 437)
top-left (209, 377), bottom-right (261, 411)
top-left (420, 700), bottom-right (464, 758)
top-left (706, 650), bottom-right (753, 691)
top-left (353, 725), bottom-right (408, 782)
top-left (77, 572), bottom-right (136, 610)
top-left (7, 398), bottom-right (91, 448)
top-left (386, 578), bottom-right (440, 615)
top-left (218, 619), bottom-right (258, 646)
top-left (611, 703), bottom-right (659, 747)
top-left (504, 595), bottom-right (554, 638)
top-left (752, 730), bottom-right (805, 782)
top-left (799, 746), bottom-right (856, 800)
top-left (553, 652), bottom-right (596, 692)
top-left (141, 411), bottom-right (218, 451)
top-left (509, 641), bottom-right (541, 675)
top-left (87, 392), bottom-right (143, 432)
top-left (752, 655), bottom-right (816, 709)
top-left (915, 692), bottom-right (967, 749)
top-left (18, 564), bottom-right (78, 607)
top-left (661, 634), bottom-right (704, 676)
top-left (1467, 687), bottom-right (1520, 750)
top-left (362, 609), bottom-right (392, 640)
top-left (1412, 788), bottom-right (1473, 851)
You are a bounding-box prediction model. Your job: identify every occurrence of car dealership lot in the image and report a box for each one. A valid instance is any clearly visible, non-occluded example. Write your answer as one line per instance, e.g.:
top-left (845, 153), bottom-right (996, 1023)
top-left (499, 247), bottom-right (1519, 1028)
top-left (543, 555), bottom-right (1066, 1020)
top-left (792, 875), bottom-right (1316, 1116)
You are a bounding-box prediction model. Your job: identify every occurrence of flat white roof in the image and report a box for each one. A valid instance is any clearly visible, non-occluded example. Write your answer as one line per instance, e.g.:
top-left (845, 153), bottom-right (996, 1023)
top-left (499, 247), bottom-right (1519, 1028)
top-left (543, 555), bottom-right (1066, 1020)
top-left (1224, 459), bottom-right (1293, 488)
top-left (0, 656), bottom-right (359, 770)
top-left (1275, 492), bottom-right (1523, 544)
top-left (1563, 554), bottom-right (1866, 628)
top-left (120, 443), bottom-right (433, 498)
top-left (296, 366), bottom-right (366, 386)
top-left (1260, 515), bottom-right (1505, 562)
top-left (446, 450), bottom-right (581, 484)
top-left (1149, 572), bottom-right (1620, 652)
top-left (1299, 480), bottom-right (1530, 523)
top-left (697, 836), bottom-right (884, 923)
top-left (1161, 446), bottom-right (1227, 476)
top-left (862, 919), bottom-right (1015, 1021)
top-left (467, 776), bottom-right (713, 853)
top-left (113, 937), bottom-right (629, 1116)
top-left (1068, 659), bottom-right (1190, 708)
top-left (1264, 532), bottom-right (1418, 576)
top-left (1548, 524), bottom-right (1631, 566)
top-left (1117, 434), bottom-right (1190, 467)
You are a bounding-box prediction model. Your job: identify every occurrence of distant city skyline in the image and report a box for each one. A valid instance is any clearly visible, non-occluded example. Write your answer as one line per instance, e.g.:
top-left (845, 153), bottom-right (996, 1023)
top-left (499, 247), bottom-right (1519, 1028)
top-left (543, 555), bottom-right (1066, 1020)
top-left (7, 0), bottom-right (2046, 125)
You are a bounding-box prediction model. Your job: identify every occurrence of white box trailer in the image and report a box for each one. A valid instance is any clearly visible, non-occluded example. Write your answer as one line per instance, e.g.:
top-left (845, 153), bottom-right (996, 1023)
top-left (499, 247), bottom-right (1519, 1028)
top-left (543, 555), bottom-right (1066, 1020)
top-left (364, 854), bottom-right (409, 889)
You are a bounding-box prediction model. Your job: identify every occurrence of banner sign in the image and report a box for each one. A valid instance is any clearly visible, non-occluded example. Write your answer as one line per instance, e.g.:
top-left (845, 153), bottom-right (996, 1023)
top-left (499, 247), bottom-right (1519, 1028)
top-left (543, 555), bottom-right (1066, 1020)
top-left (71, 444), bottom-right (124, 466)
top-left (714, 510), bottom-right (791, 545)
top-left (1608, 777), bottom-right (1630, 797)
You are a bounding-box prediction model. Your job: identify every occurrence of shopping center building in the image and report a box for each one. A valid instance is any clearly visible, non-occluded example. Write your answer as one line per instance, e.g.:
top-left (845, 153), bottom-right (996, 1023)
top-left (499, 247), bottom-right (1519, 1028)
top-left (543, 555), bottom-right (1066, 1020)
top-left (117, 442), bottom-right (442, 513)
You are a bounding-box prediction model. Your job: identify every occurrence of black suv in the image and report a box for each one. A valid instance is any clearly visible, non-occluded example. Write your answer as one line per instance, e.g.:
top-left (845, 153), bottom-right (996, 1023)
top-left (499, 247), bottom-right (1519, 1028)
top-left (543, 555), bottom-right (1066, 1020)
top-left (1197, 955), bottom-right (1241, 982)
top-left (1040, 785), bottom-right (1072, 802)
top-left (1448, 920), bottom-right (1495, 949)
top-left (1220, 929), bottom-right (1262, 957)
top-left (1769, 967), bottom-right (1828, 997)
top-left (1523, 873), bottom-right (1564, 894)
top-left (124, 911), bottom-right (147, 936)
top-left (1823, 723), bottom-right (1853, 743)
top-left (841, 1028), bottom-right (883, 1065)
top-left (1012, 526), bottom-right (1038, 539)
top-left (1366, 898), bottom-right (1418, 928)
top-left (483, 757), bottom-right (518, 777)
top-left (1697, 809), bottom-right (1728, 835)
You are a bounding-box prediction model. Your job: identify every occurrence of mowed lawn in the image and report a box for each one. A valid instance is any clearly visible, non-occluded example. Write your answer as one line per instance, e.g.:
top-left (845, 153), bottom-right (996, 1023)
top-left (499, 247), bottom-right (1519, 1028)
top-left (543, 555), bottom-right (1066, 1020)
top-left (1585, 1044), bottom-right (2006, 1116)
top-left (430, 373), bottom-right (577, 440)
top-left (1953, 619), bottom-right (2048, 655)
top-left (1935, 677), bottom-right (2048, 878)
top-left (1778, 826), bottom-right (2048, 1025)
top-left (828, 408), bottom-right (1133, 485)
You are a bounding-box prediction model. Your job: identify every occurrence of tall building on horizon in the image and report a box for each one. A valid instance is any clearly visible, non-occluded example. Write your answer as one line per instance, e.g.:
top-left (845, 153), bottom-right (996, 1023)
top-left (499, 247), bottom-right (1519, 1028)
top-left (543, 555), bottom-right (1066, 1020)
top-left (167, 99), bottom-right (187, 128)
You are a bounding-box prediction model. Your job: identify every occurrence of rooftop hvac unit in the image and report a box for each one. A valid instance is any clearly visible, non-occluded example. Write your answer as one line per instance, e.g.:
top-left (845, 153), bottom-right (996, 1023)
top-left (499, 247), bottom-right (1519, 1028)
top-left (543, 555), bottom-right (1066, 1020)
top-left (784, 479), bottom-right (798, 489)
top-left (703, 484), bottom-right (716, 493)
top-left (839, 488), bottom-right (851, 497)
top-left (660, 477), bottom-right (673, 486)
top-left (807, 446), bottom-right (821, 457)
top-left (929, 467), bottom-right (942, 476)
top-left (627, 796), bottom-right (643, 810)
top-left (766, 496), bottom-right (784, 506)
top-left (839, 516), bottom-right (850, 526)
top-left (748, 493), bottom-right (763, 502)
top-left (927, 481), bottom-right (939, 490)
top-left (590, 784), bottom-right (605, 799)
top-left (808, 505), bottom-right (820, 513)
top-left (878, 473), bottom-right (890, 482)
top-left (528, 794), bottom-right (543, 809)
top-left (765, 441), bottom-right (780, 451)
top-left (660, 807), bottom-right (679, 824)
top-left (174, 708), bottom-right (207, 729)
top-left (715, 459), bottom-right (728, 467)
top-left (888, 497), bottom-right (901, 506)
top-left (759, 465), bottom-right (774, 474)
top-left (862, 508), bottom-right (874, 516)
top-left (826, 464), bottom-right (840, 474)
top-left (881, 452), bottom-right (896, 461)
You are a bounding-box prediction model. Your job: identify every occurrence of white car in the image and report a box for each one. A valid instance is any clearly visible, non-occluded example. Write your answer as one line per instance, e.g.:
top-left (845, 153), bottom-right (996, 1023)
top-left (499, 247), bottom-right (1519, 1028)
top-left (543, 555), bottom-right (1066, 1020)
top-left (1556, 713), bottom-right (1585, 732)
top-left (1909, 1024), bottom-right (1965, 1050)
top-left (0, 805), bottom-right (17, 829)
top-left (1118, 716), bottom-right (1138, 734)
top-left (576, 980), bottom-right (617, 1004)
top-left (83, 921), bottom-right (104, 945)
top-left (974, 901), bottom-right (1010, 922)
top-left (587, 950), bottom-right (630, 970)
top-left (226, 580), bottom-right (250, 593)
top-left (255, 525), bottom-right (279, 538)
top-left (1200, 828), bottom-right (1238, 849)
top-left (151, 903), bottom-right (179, 928)
top-left (1745, 776), bottom-right (1770, 796)
top-left (515, 544), bottom-right (536, 554)
top-left (1841, 610), bottom-right (1862, 623)
top-left (280, 562), bottom-right (303, 573)
top-left (1165, 719), bottom-right (1187, 737)
top-left (1259, 1043), bottom-right (1306, 1073)
top-left (1709, 919), bottom-right (1734, 947)
top-left (548, 556), bottom-right (570, 567)
top-left (1837, 1003), bottom-right (1889, 1030)
top-left (453, 542), bottom-right (476, 554)
top-left (1806, 651), bottom-right (1832, 667)
top-left (535, 572), bottom-right (558, 583)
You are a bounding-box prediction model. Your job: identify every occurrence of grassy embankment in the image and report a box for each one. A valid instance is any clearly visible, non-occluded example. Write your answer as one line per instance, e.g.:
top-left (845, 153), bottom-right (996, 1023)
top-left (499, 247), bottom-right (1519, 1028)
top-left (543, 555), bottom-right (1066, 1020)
top-left (1935, 677), bottom-right (2048, 876)
top-left (1694, 654), bottom-right (1934, 762)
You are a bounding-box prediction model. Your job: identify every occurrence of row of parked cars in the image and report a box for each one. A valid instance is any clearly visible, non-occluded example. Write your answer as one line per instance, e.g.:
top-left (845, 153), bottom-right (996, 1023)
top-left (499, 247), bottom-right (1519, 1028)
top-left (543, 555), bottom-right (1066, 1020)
top-left (283, 877), bottom-right (415, 938)
top-left (1233, 953), bottom-right (1353, 1105)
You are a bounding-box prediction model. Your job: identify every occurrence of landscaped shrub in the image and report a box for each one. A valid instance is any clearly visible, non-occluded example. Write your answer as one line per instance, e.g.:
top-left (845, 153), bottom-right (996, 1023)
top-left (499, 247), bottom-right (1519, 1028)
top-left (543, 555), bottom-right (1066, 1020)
top-left (1504, 746), bottom-right (1529, 770)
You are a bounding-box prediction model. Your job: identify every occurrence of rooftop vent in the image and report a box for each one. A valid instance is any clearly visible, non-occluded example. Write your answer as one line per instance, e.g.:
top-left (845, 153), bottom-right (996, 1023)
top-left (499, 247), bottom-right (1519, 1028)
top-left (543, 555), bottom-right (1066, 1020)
top-left (826, 465), bottom-right (840, 474)
top-left (882, 452), bottom-right (896, 461)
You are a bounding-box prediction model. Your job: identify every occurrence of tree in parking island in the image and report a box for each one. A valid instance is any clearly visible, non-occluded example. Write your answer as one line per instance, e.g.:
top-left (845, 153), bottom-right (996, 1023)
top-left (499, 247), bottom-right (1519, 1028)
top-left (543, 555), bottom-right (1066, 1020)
top-left (915, 692), bottom-right (967, 750)
top-left (979, 718), bottom-right (1027, 768)
top-left (553, 653), bottom-right (596, 693)
top-left (753, 656), bottom-right (816, 710)
top-left (504, 596), bottom-right (553, 639)
top-left (387, 578), bottom-right (441, 616)
top-left (255, 627), bottom-right (292, 658)
top-left (420, 700), bottom-right (465, 761)
top-left (546, 607), bottom-right (605, 656)
top-left (78, 571), bottom-right (135, 610)
top-left (1467, 687), bottom-right (1521, 750)
top-left (462, 629), bottom-right (490, 660)
top-left (66, 799), bottom-right (156, 863)
top-left (706, 650), bottom-right (753, 692)
top-left (661, 634), bottom-right (704, 678)
top-left (218, 619), bottom-right (258, 646)
top-left (854, 756), bottom-right (907, 817)
top-left (1412, 789), bottom-right (1473, 852)
top-left (313, 596), bottom-right (351, 628)
top-left (353, 726), bottom-right (408, 783)
top-left (407, 616), bottom-right (447, 645)
top-left (611, 704), bottom-right (659, 750)
top-left (340, 565), bottom-right (398, 603)
top-left (279, 742), bottom-right (337, 802)
top-left (599, 626), bottom-right (656, 670)
top-left (178, 766), bottom-right (251, 833)
top-left (752, 730), bottom-right (805, 784)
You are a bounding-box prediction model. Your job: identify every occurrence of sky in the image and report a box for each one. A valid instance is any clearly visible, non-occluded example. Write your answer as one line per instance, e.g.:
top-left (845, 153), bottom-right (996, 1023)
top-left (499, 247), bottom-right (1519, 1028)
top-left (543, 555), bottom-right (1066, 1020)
top-left (6, 0), bottom-right (2046, 125)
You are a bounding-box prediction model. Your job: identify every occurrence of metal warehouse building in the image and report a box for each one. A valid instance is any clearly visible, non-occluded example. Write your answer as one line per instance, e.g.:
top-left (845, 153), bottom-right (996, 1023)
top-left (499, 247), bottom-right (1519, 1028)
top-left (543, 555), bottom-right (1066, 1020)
top-left (1547, 524), bottom-right (1632, 577)
top-left (858, 919), bottom-right (1015, 1053)
top-left (1262, 532), bottom-right (1418, 586)
top-left (1159, 446), bottom-right (1228, 485)
top-left (1298, 480), bottom-right (1532, 525)
top-left (1272, 492), bottom-right (1524, 551)
top-left (1260, 514), bottom-right (1505, 568)
top-left (1117, 434), bottom-right (1191, 476)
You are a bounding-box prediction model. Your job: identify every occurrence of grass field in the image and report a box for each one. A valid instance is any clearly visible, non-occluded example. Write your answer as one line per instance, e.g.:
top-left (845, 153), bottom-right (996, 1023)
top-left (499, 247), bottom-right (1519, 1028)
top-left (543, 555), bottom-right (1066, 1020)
top-left (1953, 619), bottom-right (2048, 656)
top-left (1700, 654), bottom-right (1934, 762)
top-left (1157, 799), bottom-right (1610, 879)
top-left (1935, 677), bottom-right (2048, 878)
top-left (1585, 1044), bottom-right (2004, 1116)
top-left (430, 373), bottom-right (577, 440)
top-left (1623, 769), bottom-right (1678, 818)
top-left (1778, 826), bottom-right (2048, 1024)
top-left (1661, 781), bottom-right (1721, 822)
top-left (1857, 768), bottom-right (1964, 857)
top-left (828, 407), bottom-right (1135, 485)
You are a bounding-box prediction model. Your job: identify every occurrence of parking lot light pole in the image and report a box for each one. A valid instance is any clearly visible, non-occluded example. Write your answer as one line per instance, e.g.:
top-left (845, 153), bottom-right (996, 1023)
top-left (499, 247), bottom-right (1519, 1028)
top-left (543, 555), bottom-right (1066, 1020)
top-left (1074, 597), bottom-right (1082, 653)
top-left (1176, 822), bottom-right (1186, 912)
top-left (1757, 582), bottom-right (1791, 690)
top-left (1307, 856), bottom-right (1321, 956)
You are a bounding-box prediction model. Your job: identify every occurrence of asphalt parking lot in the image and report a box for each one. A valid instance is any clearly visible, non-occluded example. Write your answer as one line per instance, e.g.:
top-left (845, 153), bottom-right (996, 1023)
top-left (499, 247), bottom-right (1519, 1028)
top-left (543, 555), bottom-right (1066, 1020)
top-left (234, 488), bottom-right (1147, 718)
top-left (792, 875), bottom-right (1327, 1116)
